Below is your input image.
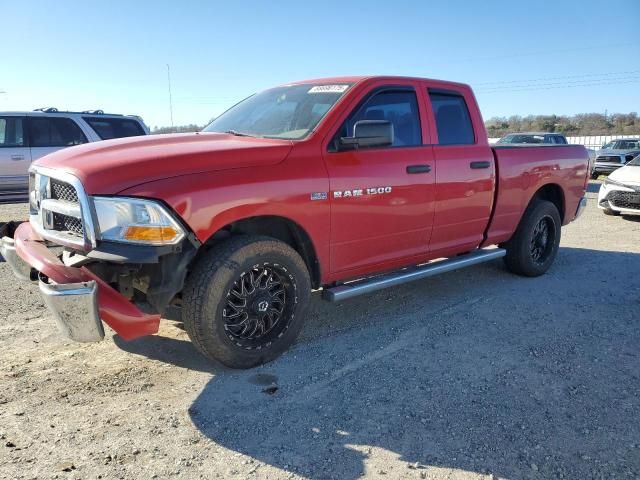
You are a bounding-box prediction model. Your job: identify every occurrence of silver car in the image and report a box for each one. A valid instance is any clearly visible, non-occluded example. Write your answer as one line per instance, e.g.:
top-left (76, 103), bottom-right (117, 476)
top-left (0, 108), bottom-right (149, 201)
top-left (591, 138), bottom-right (640, 179)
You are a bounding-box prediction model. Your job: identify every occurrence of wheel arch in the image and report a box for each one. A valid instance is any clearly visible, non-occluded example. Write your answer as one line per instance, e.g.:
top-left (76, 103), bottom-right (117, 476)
top-left (529, 182), bottom-right (565, 222)
top-left (196, 215), bottom-right (322, 289)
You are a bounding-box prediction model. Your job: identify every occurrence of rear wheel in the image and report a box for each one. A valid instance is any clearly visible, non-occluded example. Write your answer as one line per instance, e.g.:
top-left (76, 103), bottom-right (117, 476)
top-left (182, 235), bottom-right (311, 369)
top-left (590, 172), bottom-right (600, 180)
top-left (501, 199), bottom-right (561, 277)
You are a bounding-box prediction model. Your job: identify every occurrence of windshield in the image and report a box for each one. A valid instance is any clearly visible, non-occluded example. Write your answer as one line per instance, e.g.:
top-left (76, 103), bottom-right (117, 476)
top-left (615, 140), bottom-right (640, 149)
top-left (204, 83), bottom-right (352, 140)
top-left (498, 134), bottom-right (544, 144)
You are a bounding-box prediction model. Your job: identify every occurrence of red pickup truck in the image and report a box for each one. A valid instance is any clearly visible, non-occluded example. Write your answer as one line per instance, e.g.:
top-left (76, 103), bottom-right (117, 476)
top-left (1, 76), bottom-right (589, 368)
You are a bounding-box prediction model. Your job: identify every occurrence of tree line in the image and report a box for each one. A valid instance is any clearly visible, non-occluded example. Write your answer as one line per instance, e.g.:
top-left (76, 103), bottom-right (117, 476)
top-left (485, 112), bottom-right (640, 138)
top-left (151, 112), bottom-right (640, 137)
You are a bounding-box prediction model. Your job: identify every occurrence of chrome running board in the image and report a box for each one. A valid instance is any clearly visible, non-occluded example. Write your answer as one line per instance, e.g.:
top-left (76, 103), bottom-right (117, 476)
top-left (323, 248), bottom-right (506, 302)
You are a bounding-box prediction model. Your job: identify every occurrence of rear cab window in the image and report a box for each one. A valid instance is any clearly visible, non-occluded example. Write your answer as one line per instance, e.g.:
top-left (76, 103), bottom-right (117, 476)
top-left (83, 117), bottom-right (145, 140)
top-left (428, 90), bottom-right (475, 145)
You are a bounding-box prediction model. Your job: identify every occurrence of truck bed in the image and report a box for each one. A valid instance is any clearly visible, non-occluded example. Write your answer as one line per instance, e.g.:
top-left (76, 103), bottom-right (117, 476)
top-left (484, 144), bottom-right (589, 247)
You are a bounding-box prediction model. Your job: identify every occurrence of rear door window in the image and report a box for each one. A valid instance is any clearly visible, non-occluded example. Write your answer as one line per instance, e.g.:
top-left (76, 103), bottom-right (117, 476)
top-left (429, 91), bottom-right (475, 145)
top-left (29, 117), bottom-right (87, 147)
top-left (83, 117), bottom-right (145, 140)
top-left (0, 117), bottom-right (26, 147)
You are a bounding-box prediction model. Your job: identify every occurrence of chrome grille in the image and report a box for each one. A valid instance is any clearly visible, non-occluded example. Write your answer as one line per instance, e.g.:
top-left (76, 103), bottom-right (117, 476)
top-left (596, 155), bottom-right (623, 164)
top-left (608, 191), bottom-right (640, 211)
top-left (28, 167), bottom-right (95, 250)
top-left (52, 212), bottom-right (84, 236)
top-left (51, 180), bottom-right (79, 203)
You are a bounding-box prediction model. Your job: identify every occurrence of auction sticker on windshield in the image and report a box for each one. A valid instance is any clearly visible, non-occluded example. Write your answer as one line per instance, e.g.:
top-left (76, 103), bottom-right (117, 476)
top-left (308, 85), bottom-right (349, 94)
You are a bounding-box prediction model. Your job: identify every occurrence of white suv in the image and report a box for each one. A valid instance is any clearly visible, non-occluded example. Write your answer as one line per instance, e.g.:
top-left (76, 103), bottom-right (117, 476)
top-left (0, 109), bottom-right (149, 200)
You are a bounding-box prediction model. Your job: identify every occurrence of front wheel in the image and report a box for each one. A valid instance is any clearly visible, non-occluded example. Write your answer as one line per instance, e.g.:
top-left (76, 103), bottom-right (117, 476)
top-left (182, 235), bottom-right (311, 369)
top-left (590, 172), bottom-right (600, 180)
top-left (602, 207), bottom-right (620, 216)
top-left (501, 199), bottom-right (562, 277)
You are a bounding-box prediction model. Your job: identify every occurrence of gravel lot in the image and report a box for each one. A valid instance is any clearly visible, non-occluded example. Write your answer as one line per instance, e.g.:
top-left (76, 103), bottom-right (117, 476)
top-left (1, 181), bottom-right (639, 480)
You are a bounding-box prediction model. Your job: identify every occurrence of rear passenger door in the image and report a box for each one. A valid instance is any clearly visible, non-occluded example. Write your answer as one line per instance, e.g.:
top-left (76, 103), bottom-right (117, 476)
top-left (27, 116), bottom-right (88, 161)
top-left (425, 86), bottom-right (495, 257)
top-left (0, 115), bottom-right (31, 192)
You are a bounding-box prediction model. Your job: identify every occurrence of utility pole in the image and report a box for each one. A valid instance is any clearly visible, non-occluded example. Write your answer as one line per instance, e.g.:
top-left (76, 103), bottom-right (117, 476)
top-left (166, 64), bottom-right (174, 128)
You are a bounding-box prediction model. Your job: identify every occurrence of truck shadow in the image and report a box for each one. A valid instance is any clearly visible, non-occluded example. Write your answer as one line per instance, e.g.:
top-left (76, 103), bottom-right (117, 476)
top-left (113, 331), bottom-right (222, 374)
top-left (120, 247), bottom-right (640, 479)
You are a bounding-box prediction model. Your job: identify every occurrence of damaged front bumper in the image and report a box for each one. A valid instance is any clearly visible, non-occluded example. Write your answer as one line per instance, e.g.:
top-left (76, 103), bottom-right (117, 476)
top-left (1, 222), bottom-right (160, 342)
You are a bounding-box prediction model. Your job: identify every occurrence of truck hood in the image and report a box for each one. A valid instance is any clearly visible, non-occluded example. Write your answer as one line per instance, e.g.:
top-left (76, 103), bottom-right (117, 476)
top-left (33, 132), bottom-right (294, 194)
top-left (597, 148), bottom-right (638, 156)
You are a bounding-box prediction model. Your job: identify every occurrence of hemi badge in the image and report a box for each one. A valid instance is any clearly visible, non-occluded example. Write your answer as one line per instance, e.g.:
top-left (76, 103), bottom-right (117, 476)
top-left (310, 192), bottom-right (328, 201)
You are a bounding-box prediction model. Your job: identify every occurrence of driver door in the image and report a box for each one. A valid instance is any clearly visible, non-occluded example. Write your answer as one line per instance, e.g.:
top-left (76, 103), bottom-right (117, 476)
top-left (322, 83), bottom-right (436, 276)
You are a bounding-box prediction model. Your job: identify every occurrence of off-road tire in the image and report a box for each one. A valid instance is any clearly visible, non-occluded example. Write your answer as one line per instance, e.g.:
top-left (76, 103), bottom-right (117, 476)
top-left (182, 235), bottom-right (311, 369)
top-left (501, 199), bottom-right (561, 277)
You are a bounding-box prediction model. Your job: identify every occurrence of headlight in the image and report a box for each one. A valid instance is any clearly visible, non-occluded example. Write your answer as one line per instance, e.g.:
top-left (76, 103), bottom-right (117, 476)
top-left (92, 197), bottom-right (185, 245)
top-left (603, 177), bottom-right (624, 187)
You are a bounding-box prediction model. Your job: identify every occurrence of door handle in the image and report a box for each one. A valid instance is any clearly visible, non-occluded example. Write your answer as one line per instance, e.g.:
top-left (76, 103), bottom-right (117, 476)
top-left (470, 161), bottom-right (491, 169)
top-left (10, 155), bottom-right (25, 161)
top-left (406, 164), bottom-right (432, 174)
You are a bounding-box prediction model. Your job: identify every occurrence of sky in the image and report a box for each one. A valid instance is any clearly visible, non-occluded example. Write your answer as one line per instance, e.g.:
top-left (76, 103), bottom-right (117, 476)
top-left (1, 0), bottom-right (638, 128)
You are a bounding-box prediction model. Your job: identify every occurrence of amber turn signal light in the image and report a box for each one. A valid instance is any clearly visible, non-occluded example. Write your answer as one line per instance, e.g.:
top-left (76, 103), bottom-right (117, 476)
top-left (123, 226), bottom-right (180, 243)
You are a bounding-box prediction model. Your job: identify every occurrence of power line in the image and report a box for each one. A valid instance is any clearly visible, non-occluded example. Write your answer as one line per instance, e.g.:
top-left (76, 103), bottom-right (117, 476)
top-left (477, 77), bottom-right (640, 94)
top-left (475, 70), bottom-right (640, 86)
top-left (477, 75), bottom-right (640, 92)
top-left (429, 42), bottom-right (639, 66)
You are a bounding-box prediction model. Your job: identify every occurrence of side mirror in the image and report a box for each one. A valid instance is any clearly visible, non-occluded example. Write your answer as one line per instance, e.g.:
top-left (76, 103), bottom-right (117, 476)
top-left (339, 120), bottom-right (394, 150)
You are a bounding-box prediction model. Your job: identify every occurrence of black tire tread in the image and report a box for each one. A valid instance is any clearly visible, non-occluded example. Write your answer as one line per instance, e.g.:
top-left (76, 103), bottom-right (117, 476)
top-left (502, 199), bottom-right (561, 277)
top-left (182, 235), bottom-right (310, 368)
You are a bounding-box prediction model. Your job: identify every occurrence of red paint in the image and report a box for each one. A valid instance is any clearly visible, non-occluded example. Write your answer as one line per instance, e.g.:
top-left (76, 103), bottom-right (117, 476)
top-left (35, 76), bottom-right (589, 288)
top-left (13, 222), bottom-right (160, 340)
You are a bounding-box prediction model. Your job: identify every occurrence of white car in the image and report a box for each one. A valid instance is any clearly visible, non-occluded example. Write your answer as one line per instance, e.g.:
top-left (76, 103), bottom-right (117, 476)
top-left (598, 154), bottom-right (640, 216)
top-left (0, 108), bottom-right (149, 200)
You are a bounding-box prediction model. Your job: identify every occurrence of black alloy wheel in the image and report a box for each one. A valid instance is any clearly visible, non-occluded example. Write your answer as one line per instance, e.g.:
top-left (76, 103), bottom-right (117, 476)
top-left (223, 264), bottom-right (294, 348)
top-left (529, 215), bottom-right (555, 265)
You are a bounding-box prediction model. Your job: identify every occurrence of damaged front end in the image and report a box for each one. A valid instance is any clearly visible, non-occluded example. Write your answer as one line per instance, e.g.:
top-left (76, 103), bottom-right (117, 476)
top-left (1, 167), bottom-right (198, 343)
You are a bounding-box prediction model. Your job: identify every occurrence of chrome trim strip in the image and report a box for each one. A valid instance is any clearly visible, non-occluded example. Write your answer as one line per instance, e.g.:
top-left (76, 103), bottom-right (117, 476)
top-left (323, 248), bottom-right (507, 302)
top-left (40, 198), bottom-right (82, 218)
top-left (28, 166), bottom-right (97, 251)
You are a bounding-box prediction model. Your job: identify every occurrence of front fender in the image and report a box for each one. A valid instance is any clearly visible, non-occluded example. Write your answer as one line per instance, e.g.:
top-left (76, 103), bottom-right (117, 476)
top-left (118, 162), bottom-right (331, 283)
